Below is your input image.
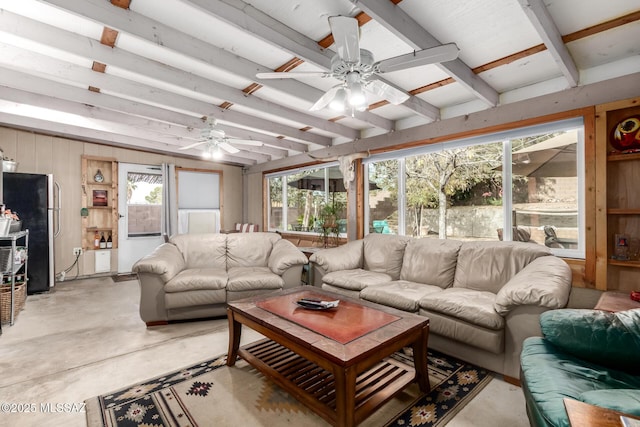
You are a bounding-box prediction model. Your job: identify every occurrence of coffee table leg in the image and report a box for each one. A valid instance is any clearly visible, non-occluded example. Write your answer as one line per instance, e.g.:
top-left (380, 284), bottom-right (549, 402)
top-left (334, 366), bottom-right (357, 427)
top-left (227, 308), bottom-right (242, 367)
top-left (412, 325), bottom-right (430, 393)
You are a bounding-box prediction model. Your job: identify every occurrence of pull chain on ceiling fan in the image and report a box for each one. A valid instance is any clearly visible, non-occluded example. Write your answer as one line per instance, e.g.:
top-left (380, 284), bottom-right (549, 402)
top-left (256, 16), bottom-right (459, 113)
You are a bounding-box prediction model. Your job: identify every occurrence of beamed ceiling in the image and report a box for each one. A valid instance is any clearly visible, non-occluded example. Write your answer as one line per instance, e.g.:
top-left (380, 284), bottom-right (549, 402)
top-left (0, 0), bottom-right (639, 168)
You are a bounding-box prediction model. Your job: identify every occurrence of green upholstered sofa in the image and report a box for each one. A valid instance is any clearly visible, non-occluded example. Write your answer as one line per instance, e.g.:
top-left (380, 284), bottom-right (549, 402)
top-left (520, 308), bottom-right (640, 427)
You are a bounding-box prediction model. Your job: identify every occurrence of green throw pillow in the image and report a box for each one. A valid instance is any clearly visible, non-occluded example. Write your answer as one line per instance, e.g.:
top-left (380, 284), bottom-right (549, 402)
top-left (540, 308), bottom-right (640, 374)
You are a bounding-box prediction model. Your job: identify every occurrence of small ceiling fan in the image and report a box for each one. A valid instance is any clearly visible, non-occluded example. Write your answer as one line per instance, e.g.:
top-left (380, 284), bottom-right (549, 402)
top-left (179, 118), bottom-right (262, 158)
top-left (256, 16), bottom-right (459, 112)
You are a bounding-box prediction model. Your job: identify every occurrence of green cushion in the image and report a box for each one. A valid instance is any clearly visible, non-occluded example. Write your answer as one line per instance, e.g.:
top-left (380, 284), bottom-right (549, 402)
top-left (539, 308), bottom-right (640, 374)
top-left (579, 390), bottom-right (640, 417)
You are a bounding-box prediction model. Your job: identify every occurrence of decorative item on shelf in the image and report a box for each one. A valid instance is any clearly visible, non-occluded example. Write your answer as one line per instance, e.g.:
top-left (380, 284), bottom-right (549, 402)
top-left (80, 207), bottom-right (89, 217)
top-left (610, 116), bottom-right (640, 153)
top-left (93, 169), bottom-right (104, 183)
top-left (613, 233), bottom-right (630, 260)
top-left (92, 190), bottom-right (108, 207)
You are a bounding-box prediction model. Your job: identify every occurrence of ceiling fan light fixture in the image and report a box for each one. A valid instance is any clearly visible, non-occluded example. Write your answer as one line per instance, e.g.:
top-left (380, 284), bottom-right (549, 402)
top-left (211, 145), bottom-right (223, 159)
top-left (329, 88), bottom-right (347, 112)
top-left (348, 82), bottom-right (365, 107)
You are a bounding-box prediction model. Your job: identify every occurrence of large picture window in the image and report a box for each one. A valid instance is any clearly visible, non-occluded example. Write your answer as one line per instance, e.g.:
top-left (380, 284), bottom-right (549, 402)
top-left (267, 164), bottom-right (346, 237)
top-left (364, 118), bottom-right (585, 258)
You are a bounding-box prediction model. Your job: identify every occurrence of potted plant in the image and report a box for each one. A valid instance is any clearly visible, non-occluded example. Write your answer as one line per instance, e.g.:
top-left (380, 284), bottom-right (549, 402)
top-left (318, 201), bottom-right (343, 247)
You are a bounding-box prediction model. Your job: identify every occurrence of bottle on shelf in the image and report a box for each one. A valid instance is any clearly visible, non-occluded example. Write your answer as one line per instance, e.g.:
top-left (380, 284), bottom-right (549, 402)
top-left (94, 230), bottom-right (100, 249)
top-left (106, 233), bottom-right (113, 249)
top-left (99, 232), bottom-right (107, 249)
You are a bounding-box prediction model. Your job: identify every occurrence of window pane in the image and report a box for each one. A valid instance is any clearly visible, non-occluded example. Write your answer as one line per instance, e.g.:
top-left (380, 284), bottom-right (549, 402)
top-left (368, 160), bottom-right (398, 234)
top-left (287, 169), bottom-right (325, 232)
top-left (127, 172), bottom-right (162, 237)
top-left (268, 176), bottom-right (283, 230)
top-left (405, 142), bottom-right (504, 239)
top-left (511, 130), bottom-right (579, 250)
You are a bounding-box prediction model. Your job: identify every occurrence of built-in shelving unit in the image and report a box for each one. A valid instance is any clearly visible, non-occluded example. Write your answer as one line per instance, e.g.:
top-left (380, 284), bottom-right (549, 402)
top-left (595, 97), bottom-right (640, 290)
top-left (81, 156), bottom-right (118, 252)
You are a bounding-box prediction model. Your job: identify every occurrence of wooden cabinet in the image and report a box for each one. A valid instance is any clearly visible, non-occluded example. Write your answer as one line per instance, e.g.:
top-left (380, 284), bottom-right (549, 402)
top-left (595, 97), bottom-right (640, 291)
top-left (81, 156), bottom-right (118, 251)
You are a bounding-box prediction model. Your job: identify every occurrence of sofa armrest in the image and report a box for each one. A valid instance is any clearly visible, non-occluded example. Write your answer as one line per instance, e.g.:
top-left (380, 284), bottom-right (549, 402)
top-left (494, 256), bottom-right (571, 315)
top-left (268, 239), bottom-right (309, 275)
top-left (132, 243), bottom-right (185, 283)
top-left (309, 240), bottom-right (364, 274)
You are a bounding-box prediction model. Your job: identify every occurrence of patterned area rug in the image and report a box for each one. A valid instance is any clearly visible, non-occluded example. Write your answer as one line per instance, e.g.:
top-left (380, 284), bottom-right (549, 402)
top-left (85, 348), bottom-right (492, 427)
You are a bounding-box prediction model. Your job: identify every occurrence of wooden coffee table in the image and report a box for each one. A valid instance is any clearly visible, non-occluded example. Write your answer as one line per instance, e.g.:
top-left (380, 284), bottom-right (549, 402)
top-left (227, 287), bottom-right (430, 427)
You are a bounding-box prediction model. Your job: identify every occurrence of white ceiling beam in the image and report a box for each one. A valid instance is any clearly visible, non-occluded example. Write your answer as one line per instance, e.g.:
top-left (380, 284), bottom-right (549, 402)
top-left (35, 0), bottom-right (359, 140)
top-left (248, 72), bottom-right (640, 173)
top-left (517, 0), bottom-right (579, 87)
top-left (185, 0), bottom-right (438, 123)
top-left (0, 68), bottom-right (303, 154)
top-left (352, 0), bottom-right (500, 107)
top-left (0, 10), bottom-right (344, 144)
top-left (0, 43), bottom-right (327, 148)
top-left (0, 112), bottom-right (256, 165)
top-left (0, 87), bottom-right (273, 162)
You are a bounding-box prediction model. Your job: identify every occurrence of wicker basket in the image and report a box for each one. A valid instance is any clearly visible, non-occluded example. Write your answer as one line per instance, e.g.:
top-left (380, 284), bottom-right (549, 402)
top-left (0, 281), bottom-right (26, 323)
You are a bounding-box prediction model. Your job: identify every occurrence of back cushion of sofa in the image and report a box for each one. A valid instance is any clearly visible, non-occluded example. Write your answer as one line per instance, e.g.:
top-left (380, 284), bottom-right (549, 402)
top-left (170, 233), bottom-right (227, 269)
top-left (227, 232), bottom-right (281, 268)
top-left (363, 234), bottom-right (410, 280)
top-left (400, 238), bottom-right (462, 288)
top-left (453, 241), bottom-right (550, 293)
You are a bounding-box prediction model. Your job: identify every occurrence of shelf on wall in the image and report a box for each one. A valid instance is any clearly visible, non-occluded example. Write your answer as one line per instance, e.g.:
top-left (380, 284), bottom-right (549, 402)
top-left (608, 259), bottom-right (640, 268)
top-left (607, 152), bottom-right (640, 162)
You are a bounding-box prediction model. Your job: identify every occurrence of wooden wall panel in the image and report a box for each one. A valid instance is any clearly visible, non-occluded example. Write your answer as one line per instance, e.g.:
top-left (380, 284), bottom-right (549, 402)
top-left (0, 126), bottom-right (244, 278)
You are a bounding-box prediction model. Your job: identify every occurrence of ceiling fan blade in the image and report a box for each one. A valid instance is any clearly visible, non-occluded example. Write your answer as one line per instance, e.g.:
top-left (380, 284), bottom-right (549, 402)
top-left (376, 43), bottom-right (460, 73)
top-left (229, 139), bottom-right (263, 146)
top-left (328, 16), bottom-right (360, 63)
top-left (179, 140), bottom-right (208, 150)
top-left (364, 80), bottom-right (410, 105)
top-left (219, 142), bottom-right (240, 154)
top-left (309, 85), bottom-right (341, 111)
top-left (256, 71), bottom-right (329, 79)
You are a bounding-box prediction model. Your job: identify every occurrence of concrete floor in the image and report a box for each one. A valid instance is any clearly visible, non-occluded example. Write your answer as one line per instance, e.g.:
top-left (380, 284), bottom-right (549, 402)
top-left (0, 277), bottom-right (529, 427)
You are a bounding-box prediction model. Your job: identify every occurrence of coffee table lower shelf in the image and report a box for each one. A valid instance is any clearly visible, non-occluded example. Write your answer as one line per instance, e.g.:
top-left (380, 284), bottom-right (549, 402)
top-left (239, 338), bottom-right (416, 426)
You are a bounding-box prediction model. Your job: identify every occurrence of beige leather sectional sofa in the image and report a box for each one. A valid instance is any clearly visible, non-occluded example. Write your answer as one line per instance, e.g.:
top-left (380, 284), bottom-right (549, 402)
top-left (133, 232), bottom-right (308, 326)
top-left (309, 234), bottom-right (573, 379)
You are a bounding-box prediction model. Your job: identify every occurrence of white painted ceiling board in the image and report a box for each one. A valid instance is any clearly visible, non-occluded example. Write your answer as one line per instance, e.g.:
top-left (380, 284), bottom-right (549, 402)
top-left (0, 0), bottom-right (636, 165)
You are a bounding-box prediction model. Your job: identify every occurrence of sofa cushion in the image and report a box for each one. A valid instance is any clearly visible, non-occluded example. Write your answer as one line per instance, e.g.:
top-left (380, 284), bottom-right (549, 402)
top-left (419, 288), bottom-right (504, 330)
top-left (164, 268), bottom-right (228, 292)
top-left (363, 234), bottom-right (410, 280)
top-left (165, 289), bottom-right (227, 309)
top-left (169, 233), bottom-right (227, 269)
top-left (420, 309), bottom-right (504, 354)
top-left (521, 337), bottom-right (640, 427)
top-left (361, 281), bottom-right (442, 312)
top-left (227, 266), bottom-right (284, 292)
top-left (540, 308), bottom-right (640, 374)
top-left (322, 268), bottom-right (392, 291)
top-left (453, 241), bottom-right (550, 293)
top-left (227, 232), bottom-right (280, 269)
top-left (578, 390), bottom-right (640, 417)
top-left (400, 238), bottom-right (461, 288)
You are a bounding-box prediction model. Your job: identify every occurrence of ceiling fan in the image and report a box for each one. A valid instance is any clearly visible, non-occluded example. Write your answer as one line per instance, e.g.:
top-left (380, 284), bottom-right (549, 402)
top-left (256, 16), bottom-right (459, 112)
top-left (179, 118), bottom-right (262, 159)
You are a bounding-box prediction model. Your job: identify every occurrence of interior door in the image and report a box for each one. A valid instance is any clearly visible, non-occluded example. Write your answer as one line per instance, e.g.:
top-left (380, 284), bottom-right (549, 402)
top-left (117, 163), bottom-right (164, 273)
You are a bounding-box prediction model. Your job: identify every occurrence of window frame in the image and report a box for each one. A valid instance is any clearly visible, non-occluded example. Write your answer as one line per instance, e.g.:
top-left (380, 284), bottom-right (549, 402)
top-left (363, 118), bottom-right (585, 259)
top-left (266, 162), bottom-right (346, 236)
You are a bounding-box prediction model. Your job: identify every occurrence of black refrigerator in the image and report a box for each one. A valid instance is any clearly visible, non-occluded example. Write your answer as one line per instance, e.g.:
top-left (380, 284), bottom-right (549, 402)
top-left (3, 173), bottom-right (57, 294)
